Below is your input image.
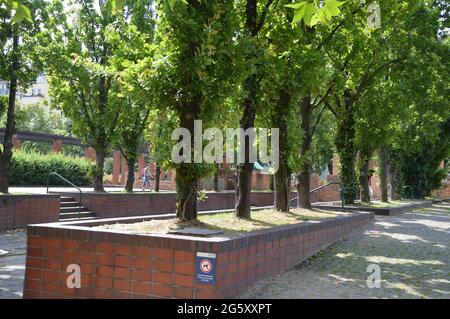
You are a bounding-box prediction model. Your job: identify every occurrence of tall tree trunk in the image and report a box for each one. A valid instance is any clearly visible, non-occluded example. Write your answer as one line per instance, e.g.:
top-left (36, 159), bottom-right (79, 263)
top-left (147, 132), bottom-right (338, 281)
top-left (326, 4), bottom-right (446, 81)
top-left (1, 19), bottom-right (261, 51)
top-left (176, 102), bottom-right (199, 221)
top-left (275, 169), bottom-right (289, 212)
top-left (0, 31), bottom-right (19, 193)
top-left (335, 93), bottom-right (357, 204)
top-left (93, 34), bottom-right (110, 192)
top-left (379, 147), bottom-right (389, 202)
top-left (296, 97), bottom-right (313, 209)
top-left (273, 90), bottom-right (290, 212)
top-left (235, 74), bottom-right (257, 219)
top-left (389, 164), bottom-right (398, 200)
top-left (125, 158), bottom-right (135, 193)
top-left (235, 0), bottom-right (258, 219)
top-left (93, 150), bottom-right (106, 192)
top-left (213, 163), bottom-right (219, 192)
top-left (93, 74), bottom-right (108, 192)
top-left (176, 164), bottom-right (197, 220)
top-left (359, 153), bottom-right (371, 203)
top-left (155, 165), bottom-right (161, 192)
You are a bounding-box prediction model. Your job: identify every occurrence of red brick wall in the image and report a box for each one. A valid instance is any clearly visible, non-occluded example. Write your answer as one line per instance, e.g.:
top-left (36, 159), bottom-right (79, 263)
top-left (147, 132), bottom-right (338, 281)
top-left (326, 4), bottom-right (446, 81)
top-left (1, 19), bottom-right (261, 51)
top-left (251, 173), bottom-right (271, 191)
top-left (57, 191), bottom-right (292, 219)
top-left (432, 180), bottom-right (450, 198)
top-left (0, 195), bottom-right (60, 231)
top-left (23, 212), bottom-right (373, 299)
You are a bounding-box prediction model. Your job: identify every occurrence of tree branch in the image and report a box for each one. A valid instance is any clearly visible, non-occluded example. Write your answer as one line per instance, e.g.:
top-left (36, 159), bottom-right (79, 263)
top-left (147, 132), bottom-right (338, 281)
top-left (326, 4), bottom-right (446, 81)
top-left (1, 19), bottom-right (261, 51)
top-left (255, 0), bottom-right (276, 34)
top-left (311, 102), bottom-right (327, 138)
top-left (355, 57), bottom-right (405, 99)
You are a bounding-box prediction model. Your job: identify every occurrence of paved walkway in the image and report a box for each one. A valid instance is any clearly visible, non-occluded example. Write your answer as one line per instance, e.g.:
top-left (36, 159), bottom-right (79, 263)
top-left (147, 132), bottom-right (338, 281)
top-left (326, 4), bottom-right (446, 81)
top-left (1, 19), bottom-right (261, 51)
top-left (241, 203), bottom-right (450, 299)
top-left (1, 203), bottom-right (449, 299)
top-left (0, 230), bottom-right (26, 299)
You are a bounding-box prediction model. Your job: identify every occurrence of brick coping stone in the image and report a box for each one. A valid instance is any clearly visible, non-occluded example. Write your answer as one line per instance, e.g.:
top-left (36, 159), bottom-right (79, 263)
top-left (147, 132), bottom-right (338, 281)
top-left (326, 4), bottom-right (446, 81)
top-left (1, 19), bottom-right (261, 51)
top-left (1, 194), bottom-right (60, 198)
top-left (312, 200), bottom-right (432, 216)
top-left (23, 211), bottom-right (374, 299)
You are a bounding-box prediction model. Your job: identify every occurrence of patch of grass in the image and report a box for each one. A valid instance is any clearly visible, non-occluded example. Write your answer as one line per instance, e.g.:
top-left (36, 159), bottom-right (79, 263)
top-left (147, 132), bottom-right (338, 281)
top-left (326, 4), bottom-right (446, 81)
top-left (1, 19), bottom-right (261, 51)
top-left (94, 208), bottom-right (350, 236)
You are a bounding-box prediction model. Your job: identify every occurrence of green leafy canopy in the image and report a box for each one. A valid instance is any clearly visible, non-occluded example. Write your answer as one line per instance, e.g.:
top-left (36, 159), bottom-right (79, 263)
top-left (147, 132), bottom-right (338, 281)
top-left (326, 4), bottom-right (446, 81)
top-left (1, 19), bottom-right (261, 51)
top-left (286, 0), bottom-right (345, 26)
top-left (0, 0), bottom-right (32, 23)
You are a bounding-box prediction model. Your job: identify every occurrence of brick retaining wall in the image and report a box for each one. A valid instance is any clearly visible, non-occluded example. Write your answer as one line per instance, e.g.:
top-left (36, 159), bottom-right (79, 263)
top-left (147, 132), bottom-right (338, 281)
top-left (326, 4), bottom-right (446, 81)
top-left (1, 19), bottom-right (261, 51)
top-left (432, 180), bottom-right (450, 198)
top-left (0, 194), bottom-right (60, 231)
top-left (23, 211), bottom-right (373, 299)
top-left (55, 191), bottom-right (298, 219)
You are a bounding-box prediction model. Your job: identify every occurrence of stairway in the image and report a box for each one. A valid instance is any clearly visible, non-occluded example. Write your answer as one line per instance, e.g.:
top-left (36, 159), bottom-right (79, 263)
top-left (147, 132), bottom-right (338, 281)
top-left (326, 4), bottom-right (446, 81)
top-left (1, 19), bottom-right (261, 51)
top-left (59, 196), bottom-right (96, 221)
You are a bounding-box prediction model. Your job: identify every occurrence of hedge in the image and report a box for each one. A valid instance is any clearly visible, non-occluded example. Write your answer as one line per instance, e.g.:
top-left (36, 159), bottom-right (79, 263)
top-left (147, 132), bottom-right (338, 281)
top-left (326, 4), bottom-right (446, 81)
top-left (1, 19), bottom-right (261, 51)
top-left (10, 150), bottom-right (92, 186)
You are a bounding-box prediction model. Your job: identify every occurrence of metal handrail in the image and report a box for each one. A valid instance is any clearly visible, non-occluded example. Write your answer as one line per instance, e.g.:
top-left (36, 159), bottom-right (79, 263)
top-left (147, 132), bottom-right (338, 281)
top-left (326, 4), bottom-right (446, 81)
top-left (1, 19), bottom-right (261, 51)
top-left (290, 181), bottom-right (346, 208)
top-left (46, 172), bottom-right (82, 219)
top-left (402, 185), bottom-right (414, 199)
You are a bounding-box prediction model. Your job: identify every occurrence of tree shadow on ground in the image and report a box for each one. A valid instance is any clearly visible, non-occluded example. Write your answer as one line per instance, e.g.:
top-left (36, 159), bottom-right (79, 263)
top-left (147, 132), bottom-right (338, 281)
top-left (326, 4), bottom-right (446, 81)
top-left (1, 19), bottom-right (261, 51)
top-left (277, 204), bottom-right (450, 299)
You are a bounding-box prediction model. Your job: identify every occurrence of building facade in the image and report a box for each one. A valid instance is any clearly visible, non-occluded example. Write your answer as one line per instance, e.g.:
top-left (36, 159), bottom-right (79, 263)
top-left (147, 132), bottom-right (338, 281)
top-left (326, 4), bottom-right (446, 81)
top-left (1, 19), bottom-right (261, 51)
top-left (0, 74), bottom-right (49, 105)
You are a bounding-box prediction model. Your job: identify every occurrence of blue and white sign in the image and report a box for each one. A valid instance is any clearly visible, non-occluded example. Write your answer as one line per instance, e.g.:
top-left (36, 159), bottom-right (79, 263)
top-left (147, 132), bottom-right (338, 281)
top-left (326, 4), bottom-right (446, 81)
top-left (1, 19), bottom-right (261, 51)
top-left (195, 252), bottom-right (216, 285)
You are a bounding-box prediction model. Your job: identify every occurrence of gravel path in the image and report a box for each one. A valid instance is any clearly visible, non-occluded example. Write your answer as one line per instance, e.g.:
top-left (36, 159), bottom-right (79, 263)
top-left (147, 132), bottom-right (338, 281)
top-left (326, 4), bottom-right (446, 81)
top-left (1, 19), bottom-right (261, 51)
top-left (240, 203), bottom-right (450, 299)
top-left (1, 203), bottom-right (449, 299)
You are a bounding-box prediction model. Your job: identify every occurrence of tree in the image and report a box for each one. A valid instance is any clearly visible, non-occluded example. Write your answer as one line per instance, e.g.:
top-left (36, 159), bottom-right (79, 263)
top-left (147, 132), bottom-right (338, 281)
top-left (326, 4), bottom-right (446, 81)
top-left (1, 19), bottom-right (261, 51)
top-left (145, 0), bottom-right (238, 220)
top-left (234, 0), bottom-right (278, 218)
top-left (324, 0), bottom-right (422, 204)
top-left (0, 0), bottom-right (43, 192)
top-left (108, 4), bottom-right (155, 192)
top-left (42, 0), bottom-right (135, 192)
top-left (387, 2), bottom-right (450, 198)
top-left (146, 109), bottom-right (177, 192)
top-left (284, 0), bottom-right (348, 209)
top-left (256, 2), bottom-right (297, 212)
top-left (13, 101), bottom-right (70, 135)
top-left (0, 0), bottom-right (32, 23)
top-left (349, 0), bottom-right (450, 202)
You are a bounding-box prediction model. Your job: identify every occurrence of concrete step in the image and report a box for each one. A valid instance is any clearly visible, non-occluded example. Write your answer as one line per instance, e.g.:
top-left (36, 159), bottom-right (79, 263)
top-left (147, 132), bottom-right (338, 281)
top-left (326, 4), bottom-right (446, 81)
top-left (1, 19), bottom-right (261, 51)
top-left (60, 196), bottom-right (75, 202)
top-left (59, 211), bottom-right (96, 220)
top-left (59, 206), bottom-right (89, 213)
top-left (59, 216), bottom-right (97, 222)
top-left (60, 201), bottom-right (80, 207)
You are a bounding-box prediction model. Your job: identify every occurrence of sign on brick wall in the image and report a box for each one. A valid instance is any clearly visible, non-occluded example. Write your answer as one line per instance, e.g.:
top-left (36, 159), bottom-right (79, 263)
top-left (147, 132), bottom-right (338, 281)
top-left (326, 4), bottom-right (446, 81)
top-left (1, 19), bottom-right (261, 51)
top-left (195, 252), bottom-right (216, 285)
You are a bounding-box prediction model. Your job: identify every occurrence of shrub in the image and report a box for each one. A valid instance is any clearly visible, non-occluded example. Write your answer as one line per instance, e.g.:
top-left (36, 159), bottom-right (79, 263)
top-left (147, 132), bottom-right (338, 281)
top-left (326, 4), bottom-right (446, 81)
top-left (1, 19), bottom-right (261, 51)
top-left (10, 150), bottom-right (93, 186)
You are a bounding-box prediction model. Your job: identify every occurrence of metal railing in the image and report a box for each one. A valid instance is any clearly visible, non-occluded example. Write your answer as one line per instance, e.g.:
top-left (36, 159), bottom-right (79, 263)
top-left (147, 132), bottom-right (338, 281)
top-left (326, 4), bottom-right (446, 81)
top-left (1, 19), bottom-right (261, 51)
top-left (290, 181), bottom-right (346, 208)
top-left (401, 185), bottom-right (414, 199)
top-left (46, 172), bottom-right (82, 219)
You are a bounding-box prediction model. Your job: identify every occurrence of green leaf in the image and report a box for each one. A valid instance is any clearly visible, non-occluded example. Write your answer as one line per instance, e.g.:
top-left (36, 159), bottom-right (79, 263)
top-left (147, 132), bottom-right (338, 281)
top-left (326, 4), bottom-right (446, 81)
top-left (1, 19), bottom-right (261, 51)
top-left (287, 1), bottom-right (317, 26)
top-left (113, 0), bottom-right (124, 13)
top-left (322, 0), bottom-right (343, 19)
top-left (303, 3), bottom-right (316, 26)
top-left (292, 10), bottom-right (302, 24)
top-left (12, 4), bottom-right (32, 23)
top-left (285, 2), bottom-right (307, 10)
top-left (167, 0), bottom-right (176, 10)
top-left (105, 0), bottom-right (124, 15)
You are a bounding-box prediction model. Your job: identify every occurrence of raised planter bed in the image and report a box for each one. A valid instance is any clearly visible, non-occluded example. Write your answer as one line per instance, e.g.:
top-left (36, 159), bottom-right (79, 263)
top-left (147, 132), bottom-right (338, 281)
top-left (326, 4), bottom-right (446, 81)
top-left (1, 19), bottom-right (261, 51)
top-left (312, 200), bottom-right (432, 216)
top-left (0, 194), bottom-right (60, 231)
top-left (23, 211), bottom-right (373, 299)
top-left (430, 197), bottom-right (450, 204)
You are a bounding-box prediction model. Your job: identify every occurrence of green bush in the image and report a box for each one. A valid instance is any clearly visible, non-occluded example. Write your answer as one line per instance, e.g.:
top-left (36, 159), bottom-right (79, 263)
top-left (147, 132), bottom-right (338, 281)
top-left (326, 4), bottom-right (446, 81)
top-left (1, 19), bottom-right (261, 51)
top-left (10, 150), bottom-right (93, 186)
